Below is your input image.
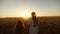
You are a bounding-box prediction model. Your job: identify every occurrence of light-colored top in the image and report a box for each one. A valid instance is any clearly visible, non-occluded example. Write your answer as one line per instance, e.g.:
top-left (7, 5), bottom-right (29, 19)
top-left (27, 19), bottom-right (38, 34)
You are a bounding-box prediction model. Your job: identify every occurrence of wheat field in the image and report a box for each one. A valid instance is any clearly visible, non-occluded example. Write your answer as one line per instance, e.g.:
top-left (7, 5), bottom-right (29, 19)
top-left (0, 16), bottom-right (60, 34)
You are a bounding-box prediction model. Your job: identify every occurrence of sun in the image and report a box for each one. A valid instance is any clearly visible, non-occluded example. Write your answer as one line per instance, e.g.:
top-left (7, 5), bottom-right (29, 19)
top-left (21, 13), bottom-right (30, 18)
top-left (20, 12), bottom-right (31, 18)
top-left (18, 6), bottom-right (34, 18)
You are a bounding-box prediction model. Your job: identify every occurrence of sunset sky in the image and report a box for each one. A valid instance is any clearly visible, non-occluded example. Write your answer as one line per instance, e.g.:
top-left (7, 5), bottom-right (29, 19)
top-left (0, 0), bottom-right (60, 17)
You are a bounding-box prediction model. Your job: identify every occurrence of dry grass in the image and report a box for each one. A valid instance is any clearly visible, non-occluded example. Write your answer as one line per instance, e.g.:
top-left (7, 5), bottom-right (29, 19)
top-left (0, 16), bottom-right (60, 34)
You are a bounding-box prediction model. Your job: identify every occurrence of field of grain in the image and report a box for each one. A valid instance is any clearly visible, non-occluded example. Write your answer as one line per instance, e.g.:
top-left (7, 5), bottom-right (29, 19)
top-left (0, 17), bottom-right (60, 34)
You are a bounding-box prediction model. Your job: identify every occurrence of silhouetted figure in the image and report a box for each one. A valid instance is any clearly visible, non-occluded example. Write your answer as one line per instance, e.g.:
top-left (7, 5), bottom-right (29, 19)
top-left (27, 12), bottom-right (39, 34)
top-left (31, 12), bottom-right (38, 27)
top-left (15, 20), bottom-right (25, 34)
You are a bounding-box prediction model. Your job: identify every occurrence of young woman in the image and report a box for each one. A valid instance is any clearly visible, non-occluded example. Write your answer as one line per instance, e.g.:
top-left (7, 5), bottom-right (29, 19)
top-left (27, 12), bottom-right (39, 34)
top-left (15, 20), bottom-right (25, 34)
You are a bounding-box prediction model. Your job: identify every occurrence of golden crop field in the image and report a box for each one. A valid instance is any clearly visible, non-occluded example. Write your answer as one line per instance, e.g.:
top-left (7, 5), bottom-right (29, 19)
top-left (0, 16), bottom-right (60, 34)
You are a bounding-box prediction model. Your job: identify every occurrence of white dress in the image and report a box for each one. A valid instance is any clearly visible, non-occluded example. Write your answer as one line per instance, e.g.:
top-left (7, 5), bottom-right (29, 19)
top-left (27, 19), bottom-right (38, 34)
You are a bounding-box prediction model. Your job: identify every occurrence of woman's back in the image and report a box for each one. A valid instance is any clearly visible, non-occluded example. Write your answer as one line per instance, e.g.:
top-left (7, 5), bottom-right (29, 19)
top-left (15, 20), bottom-right (24, 34)
top-left (27, 12), bottom-right (39, 34)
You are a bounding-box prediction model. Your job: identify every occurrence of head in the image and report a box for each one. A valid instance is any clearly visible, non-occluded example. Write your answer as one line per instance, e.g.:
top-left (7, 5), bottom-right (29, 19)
top-left (18, 20), bottom-right (23, 26)
top-left (31, 12), bottom-right (36, 17)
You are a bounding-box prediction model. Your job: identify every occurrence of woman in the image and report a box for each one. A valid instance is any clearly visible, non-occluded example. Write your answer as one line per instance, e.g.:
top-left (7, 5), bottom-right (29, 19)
top-left (27, 12), bottom-right (39, 34)
top-left (15, 20), bottom-right (25, 34)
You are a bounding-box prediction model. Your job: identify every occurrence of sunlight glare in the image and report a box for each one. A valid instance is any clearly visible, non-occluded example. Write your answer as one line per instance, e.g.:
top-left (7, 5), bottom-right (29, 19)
top-left (21, 13), bottom-right (30, 18)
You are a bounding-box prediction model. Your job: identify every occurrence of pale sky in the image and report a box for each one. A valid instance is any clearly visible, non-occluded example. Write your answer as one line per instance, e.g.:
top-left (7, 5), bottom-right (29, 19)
top-left (0, 0), bottom-right (60, 17)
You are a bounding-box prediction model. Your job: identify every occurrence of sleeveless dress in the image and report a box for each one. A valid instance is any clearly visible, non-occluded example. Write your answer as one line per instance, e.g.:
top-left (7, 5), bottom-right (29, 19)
top-left (27, 19), bottom-right (38, 34)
